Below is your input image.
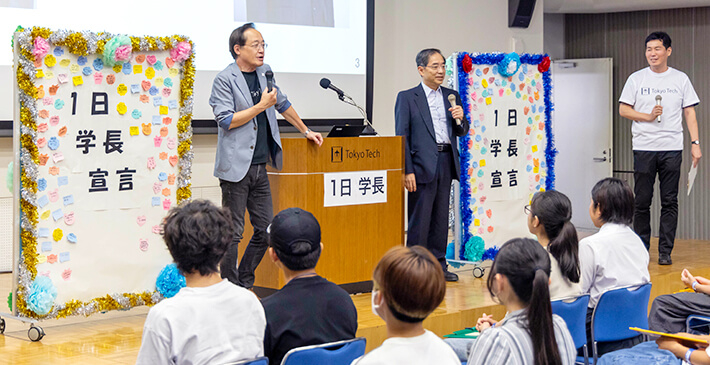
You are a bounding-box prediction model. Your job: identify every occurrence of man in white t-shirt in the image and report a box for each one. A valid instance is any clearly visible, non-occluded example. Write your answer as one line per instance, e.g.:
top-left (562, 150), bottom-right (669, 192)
top-left (136, 200), bottom-right (266, 365)
top-left (619, 31), bottom-right (702, 265)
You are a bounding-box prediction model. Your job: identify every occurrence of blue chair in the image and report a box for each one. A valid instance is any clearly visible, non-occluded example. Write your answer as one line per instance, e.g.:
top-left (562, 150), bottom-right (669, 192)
top-left (231, 357), bottom-right (269, 365)
top-left (552, 294), bottom-right (591, 365)
top-left (686, 314), bottom-right (710, 335)
top-left (281, 337), bottom-right (366, 365)
top-left (590, 283), bottom-right (652, 364)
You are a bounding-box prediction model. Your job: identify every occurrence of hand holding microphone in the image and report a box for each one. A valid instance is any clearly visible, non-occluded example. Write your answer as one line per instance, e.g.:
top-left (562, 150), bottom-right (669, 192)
top-left (653, 95), bottom-right (663, 123)
top-left (447, 94), bottom-right (462, 126)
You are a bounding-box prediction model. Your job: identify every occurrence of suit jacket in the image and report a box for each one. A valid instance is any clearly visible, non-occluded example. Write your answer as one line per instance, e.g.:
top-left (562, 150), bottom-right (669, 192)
top-left (209, 63), bottom-right (291, 183)
top-left (395, 84), bottom-right (469, 184)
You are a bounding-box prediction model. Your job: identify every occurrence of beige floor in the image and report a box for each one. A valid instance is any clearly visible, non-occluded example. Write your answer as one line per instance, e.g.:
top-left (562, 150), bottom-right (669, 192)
top-left (1, 237), bottom-right (709, 363)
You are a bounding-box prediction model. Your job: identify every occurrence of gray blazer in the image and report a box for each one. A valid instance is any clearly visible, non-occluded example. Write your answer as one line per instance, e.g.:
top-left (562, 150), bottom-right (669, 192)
top-left (209, 63), bottom-right (292, 183)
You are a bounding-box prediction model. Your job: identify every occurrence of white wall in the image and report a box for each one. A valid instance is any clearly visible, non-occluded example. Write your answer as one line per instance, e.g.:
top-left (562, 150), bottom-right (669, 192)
top-left (543, 13), bottom-right (565, 60)
top-left (371, 0), bottom-right (545, 136)
top-left (0, 1), bottom-right (545, 191)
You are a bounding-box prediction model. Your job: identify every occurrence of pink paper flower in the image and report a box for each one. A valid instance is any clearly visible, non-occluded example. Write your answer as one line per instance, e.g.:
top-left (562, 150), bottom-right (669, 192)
top-left (170, 41), bottom-right (192, 62)
top-left (33, 37), bottom-right (50, 59)
top-left (114, 45), bottom-right (132, 62)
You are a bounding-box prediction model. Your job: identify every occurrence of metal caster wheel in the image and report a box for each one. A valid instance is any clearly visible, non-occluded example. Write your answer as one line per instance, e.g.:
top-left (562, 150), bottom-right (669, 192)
top-left (28, 325), bottom-right (44, 342)
top-left (0, 318), bottom-right (5, 334)
top-left (473, 267), bottom-right (485, 278)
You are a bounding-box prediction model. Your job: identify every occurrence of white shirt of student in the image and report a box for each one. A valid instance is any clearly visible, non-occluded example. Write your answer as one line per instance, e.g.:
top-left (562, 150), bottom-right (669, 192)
top-left (579, 223), bottom-right (651, 308)
top-left (619, 67), bottom-right (699, 151)
top-left (549, 252), bottom-right (582, 301)
top-left (136, 279), bottom-right (266, 365)
top-left (351, 329), bottom-right (461, 365)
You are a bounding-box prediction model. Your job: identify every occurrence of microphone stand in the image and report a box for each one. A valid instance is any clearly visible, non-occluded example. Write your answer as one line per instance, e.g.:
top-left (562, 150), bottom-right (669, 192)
top-left (338, 93), bottom-right (377, 136)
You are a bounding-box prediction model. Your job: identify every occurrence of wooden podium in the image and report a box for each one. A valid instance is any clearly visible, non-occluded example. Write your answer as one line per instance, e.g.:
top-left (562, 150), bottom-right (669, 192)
top-left (239, 136), bottom-right (404, 295)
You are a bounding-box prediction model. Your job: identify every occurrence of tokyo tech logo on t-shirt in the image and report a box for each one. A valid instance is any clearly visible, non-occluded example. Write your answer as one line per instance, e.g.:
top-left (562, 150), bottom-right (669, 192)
top-left (640, 87), bottom-right (680, 96)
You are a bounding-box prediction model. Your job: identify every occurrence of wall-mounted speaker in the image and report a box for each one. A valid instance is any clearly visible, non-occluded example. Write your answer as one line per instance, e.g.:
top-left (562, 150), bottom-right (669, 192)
top-left (509, 0), bottom-right (537, 28)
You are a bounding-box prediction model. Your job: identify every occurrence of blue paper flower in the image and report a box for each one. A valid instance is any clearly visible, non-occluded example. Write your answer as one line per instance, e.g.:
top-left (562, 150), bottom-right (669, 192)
top-left (53, 47), bottom-right (64, 57)
top-left (156, 263), bottom-right (186, 298)
top-left (82, 67), bottom-right (92, 76)
top-left (464, 236), bottom-right (485, 262)
top-left (482, 246), bottom-right (499, 261)
top-left (498, 53), bottom-right (521, 77)
top-left (77, 56), bottom-right (87, 66)
top-left (27, 276), bottom-right (57, 315)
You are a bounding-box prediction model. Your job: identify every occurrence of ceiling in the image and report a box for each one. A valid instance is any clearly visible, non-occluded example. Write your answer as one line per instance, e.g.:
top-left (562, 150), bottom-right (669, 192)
top-left (545, 0), bottom-right (710, 13)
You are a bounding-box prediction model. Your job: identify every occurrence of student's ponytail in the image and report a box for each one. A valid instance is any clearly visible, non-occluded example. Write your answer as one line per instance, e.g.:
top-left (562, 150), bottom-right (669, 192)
top-left (489, 238), bottom-right (563, 365)
top-left (548, 219), bottom-right (580, 283)
top-left (531, 190), bottom-right (581, 283)
top-left (527, 268), bottom-right (563, 365)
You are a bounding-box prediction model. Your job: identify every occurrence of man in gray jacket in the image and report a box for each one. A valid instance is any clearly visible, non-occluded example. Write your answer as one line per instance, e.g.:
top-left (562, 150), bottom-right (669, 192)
top-left (209, 22), bottom-right (323, 289)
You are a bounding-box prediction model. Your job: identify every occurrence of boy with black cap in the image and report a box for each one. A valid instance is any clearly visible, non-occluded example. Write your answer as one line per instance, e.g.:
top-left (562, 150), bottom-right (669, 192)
top-left (262, 207), bottom-right (358, 365)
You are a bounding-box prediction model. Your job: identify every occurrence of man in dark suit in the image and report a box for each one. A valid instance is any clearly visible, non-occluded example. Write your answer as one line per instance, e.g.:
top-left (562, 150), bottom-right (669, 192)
top-left (395, 48), bottom-right (469, 282)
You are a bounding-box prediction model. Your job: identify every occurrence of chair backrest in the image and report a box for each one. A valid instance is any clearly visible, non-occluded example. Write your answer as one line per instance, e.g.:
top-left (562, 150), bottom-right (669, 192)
top-left (230, 356), bottom-right (269, 365)
top-left (686, 315), bottom-right (710, 335)
top-left (591, 283), bottom-right (652, 343)
top-left (281, 337), bottom-right (366, 365)
top-left (551, 294), bottom-right (590, 350)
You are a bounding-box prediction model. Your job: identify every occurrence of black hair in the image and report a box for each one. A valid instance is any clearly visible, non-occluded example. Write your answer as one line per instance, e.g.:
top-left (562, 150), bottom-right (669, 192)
top-left (415, 48), bottom-right (444, 68)
top-left (646, 31), bottom-right (672, 49)
top-left (229, 22), bottom-right (256, 59)
top-left (591, 177), bottom-right (634, 225)
top-left (487, 238), bottom-right (562, 365)
top-left (162, 200), bottom-right (234, 276)
top-left (273, 243), bottom-right (321, 271)
top-left (530, 190), bottom-right (580, 283)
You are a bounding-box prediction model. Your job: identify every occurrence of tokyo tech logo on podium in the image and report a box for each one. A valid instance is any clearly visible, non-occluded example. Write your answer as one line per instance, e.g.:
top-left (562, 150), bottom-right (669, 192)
top-left (331, 146), bottom-right (343, 163)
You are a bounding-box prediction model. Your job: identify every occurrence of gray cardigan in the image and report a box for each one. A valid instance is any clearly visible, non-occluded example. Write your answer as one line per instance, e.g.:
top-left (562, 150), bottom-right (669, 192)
top-left (209, 62), bottom-right (292, 183)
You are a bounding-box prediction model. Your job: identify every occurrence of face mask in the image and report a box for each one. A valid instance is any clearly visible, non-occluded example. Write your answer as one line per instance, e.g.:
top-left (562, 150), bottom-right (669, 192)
top-left (371, 290), bottom-right (381, 317)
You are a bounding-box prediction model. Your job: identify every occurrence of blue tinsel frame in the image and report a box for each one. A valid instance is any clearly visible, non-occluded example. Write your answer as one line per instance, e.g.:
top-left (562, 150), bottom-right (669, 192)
top-left (455, 52), bottom-right (556, 261)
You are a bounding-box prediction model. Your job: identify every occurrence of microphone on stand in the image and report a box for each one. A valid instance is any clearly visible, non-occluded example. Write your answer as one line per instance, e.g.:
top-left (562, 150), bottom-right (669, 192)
top-left (319, 78), bottom-right (377, 135)
top-left (655, 95), bottom-right (662, 123)
top-left (319, 78), bottom-right (345, 99)
top-left (447, 94), bottom-right (462, 126)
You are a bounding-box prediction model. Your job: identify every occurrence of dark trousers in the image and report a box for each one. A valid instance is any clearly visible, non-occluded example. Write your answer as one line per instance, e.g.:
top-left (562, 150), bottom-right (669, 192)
top-left (219, 164), bottom-right (273, 289)
top-left (407, 150), bottom-right (454, 271)
top-left (633, 150), bottom-right (682, 257)
top-left (649, 292), bottom-right (710, 333)
top-left (578, 307), bottom-right (643, 358)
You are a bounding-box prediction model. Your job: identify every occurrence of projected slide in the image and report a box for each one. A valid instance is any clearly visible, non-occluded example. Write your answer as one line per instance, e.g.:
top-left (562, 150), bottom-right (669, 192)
top-left (0, 0), bottom-right (368, 121)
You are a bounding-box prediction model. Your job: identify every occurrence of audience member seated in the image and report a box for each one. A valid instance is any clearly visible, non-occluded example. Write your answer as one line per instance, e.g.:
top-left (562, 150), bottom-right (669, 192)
top-left (597, 332), bottom-right (710, 364)
top-left (527, 190), bottom-right (582, 300)
top-left (649, 268), bottom-right (710, 333)
top-left (578, 177), bottom-right (650, 356)
top-left (136, 200), bottom-right (266, 364)
top-left (466, 238), bottom-right (576, 365)
top-left (351, 246), bottom-right (460, 365)
top-left (262, 207), bottom-right (358, 365)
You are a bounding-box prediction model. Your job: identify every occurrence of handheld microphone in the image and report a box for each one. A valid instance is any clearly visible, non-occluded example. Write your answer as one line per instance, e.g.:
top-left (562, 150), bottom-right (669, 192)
top-left (447, 94), bottom-right (462, 126)
top-left (265, 70), bottom-right (274, 92)
top-left (319, 78), bottom-right (345, 98)
top-left (655, 95), bottom-right (662, 123)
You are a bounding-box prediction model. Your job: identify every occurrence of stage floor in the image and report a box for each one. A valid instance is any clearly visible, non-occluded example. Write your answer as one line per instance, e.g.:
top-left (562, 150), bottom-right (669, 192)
top-left (1, 238), bottom-right (709, 363)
